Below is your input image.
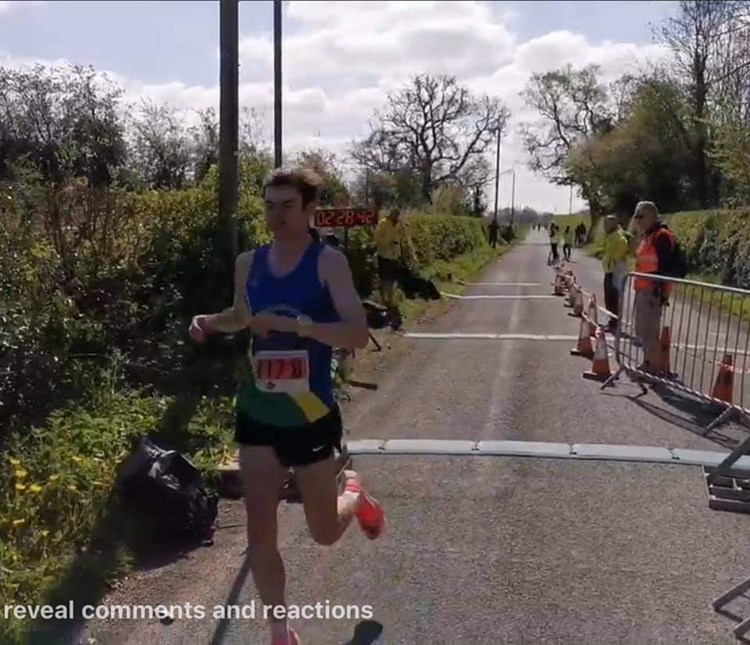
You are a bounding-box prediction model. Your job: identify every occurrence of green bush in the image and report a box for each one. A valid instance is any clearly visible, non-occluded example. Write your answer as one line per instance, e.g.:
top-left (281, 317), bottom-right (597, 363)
top-left (664, 209), bottom-right (750, 289)
top-left (560, 208), bottom-right (750, 290)
top-left (328, 213), bottom-right (490, 298)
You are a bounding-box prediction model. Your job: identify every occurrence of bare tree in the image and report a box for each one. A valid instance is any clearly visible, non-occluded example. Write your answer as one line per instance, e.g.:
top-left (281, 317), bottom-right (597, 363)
top-left (239, 106), bottom-right (270, 156)
top-left (126, 101), bottom-right (192, 189)
top-left (189, 107), bottom-right (219, 182)
top-left (520, 64), bottom-right (612, 233)
top-left (351, 74), bottom-right (510, 203)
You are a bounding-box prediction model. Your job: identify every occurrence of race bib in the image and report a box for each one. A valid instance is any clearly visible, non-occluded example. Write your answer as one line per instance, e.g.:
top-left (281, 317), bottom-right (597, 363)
top-left (251, 350), bottom-right (310, 394)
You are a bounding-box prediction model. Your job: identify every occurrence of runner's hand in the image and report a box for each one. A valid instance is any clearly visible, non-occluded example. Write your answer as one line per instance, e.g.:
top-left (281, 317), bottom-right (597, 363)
top-left (189, 315), bottom-right (214, 343)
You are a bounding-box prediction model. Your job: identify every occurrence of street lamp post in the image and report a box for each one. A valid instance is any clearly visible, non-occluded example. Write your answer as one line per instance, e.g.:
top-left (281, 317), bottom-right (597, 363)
top-left (498, 167), bottom-right (515, 225)
top-left (492, 124), bottom-right (502, 224)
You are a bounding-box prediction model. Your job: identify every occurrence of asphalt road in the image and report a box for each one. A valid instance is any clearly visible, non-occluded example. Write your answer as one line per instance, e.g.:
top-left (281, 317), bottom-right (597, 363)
top-left (74, 230), bottom-right (749, 645)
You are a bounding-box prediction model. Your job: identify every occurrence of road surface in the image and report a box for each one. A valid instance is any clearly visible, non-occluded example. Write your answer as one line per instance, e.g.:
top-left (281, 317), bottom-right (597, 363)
top-left (70, 230), bottom-right (749, 645)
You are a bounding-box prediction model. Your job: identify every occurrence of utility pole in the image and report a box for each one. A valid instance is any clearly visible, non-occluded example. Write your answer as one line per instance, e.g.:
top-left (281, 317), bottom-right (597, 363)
top-left (273, 0), bottom-right (282, 168)
top-left (492, 124), bottom-right (502, 224)
top-left (219, 0), bottom-right (239, 265)
top-left (510, 169), bottom-right (516, 225)
top-left (569, 184), bottom-right (573, 215)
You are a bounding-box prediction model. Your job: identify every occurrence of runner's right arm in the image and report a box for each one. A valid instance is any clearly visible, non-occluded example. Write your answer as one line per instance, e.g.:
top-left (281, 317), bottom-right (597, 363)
top-left (192, 251), bottom-right (253, 336)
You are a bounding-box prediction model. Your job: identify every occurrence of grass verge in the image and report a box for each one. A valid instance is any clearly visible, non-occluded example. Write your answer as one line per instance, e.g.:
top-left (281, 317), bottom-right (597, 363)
top-left (677, 273), bottom-right (750, 325)
top-left (398, 242), bottom-right (510, 322)
top-left (0, 367), bottom-right (237, 644)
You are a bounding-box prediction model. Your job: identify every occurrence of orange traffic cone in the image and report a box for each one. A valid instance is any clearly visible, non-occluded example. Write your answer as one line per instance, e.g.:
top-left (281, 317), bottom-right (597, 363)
top-left (587, 295), bottom-right (598, 336)
top-left (566, 282), bottom-right (577, 308)
top-left (570, 316), bottom-right (594, 358)
top-left (569, 288), bottom-right (584, 318)
top-left (583, 327), bottom-right (612, 381)
top-left (659, 326), bottom-right (672, 375)
top-left (553, 272), bottom-right (564, 296)
top-left (711, 354), bottom-right (734, 404)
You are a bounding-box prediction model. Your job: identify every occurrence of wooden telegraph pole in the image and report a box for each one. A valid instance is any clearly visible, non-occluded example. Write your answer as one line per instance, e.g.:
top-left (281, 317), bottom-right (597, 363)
top-left (273, 0), bottom-right (282, 168)
top-left (219, 0), bottom-right (239, 267)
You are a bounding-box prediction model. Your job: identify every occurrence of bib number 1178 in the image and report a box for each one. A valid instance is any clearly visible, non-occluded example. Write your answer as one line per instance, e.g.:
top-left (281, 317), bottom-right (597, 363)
top-left (252, 350), bottom-right (310, 394)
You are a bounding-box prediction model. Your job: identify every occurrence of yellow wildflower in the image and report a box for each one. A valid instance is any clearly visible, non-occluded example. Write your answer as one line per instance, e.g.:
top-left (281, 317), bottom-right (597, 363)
top-left (14, 469), bottom-right (27, 479)
top-left (40, 530), bottom-right (50, 538)
top-left (12, 519), bottom-right (25, 527)
top-left (48, 474), bottom-right (60, 482)
top-left (67, 485), bottom-right (78, 492)
top-left (15, 483), bottom-right (26, 492)
top-left (71, 456), bottom-right (83, 463)
top-left (29, 484), bottom-right (43, 494)
top-left (9, 458), bottom-right (21, 466)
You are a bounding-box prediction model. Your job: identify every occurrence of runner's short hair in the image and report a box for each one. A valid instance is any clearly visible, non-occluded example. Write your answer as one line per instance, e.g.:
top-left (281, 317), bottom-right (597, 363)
top-left (263, 167), bottom-right (323, 207)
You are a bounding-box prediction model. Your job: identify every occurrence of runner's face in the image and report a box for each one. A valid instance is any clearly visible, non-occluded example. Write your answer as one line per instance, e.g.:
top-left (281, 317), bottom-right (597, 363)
top-left (264, 185), bottom-right (313, 239)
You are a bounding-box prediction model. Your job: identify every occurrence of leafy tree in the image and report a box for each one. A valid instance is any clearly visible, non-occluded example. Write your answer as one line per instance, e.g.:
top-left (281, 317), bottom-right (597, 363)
top-left (0, 63), bottom-right (126, 187)
top-left (657, 0), bottom-right (750, 207)
top-left (565, 73), bottom-right (693, 216)
top-left (294, 148), bottom-right (349, 206)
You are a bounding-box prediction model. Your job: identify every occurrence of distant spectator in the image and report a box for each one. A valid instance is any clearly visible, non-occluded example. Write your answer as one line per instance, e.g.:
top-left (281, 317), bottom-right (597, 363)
top-left (602, 215), bottom-right (629, 333)
top-left (576, 222), bottom-right (587, 245)
top-left (563, 226), bottom-right (574, 261)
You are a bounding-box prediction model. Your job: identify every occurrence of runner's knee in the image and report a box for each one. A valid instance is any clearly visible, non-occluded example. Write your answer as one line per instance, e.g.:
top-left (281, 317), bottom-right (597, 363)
top-left (295, 459), bottom-right (342, 546)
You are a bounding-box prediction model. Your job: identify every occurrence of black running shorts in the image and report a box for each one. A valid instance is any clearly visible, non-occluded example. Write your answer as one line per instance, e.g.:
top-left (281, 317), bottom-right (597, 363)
top-left (377, 256), bottom-right (400, 284)
top-left (234, 406), bottom-right (343, 468)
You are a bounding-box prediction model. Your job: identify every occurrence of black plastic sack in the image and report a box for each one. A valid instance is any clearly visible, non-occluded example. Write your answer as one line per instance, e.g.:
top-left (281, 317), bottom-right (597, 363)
top-left (115, 437), bottom-right (218, 543)
top-left (362, 300), bottom-right (390, 329)
top-left (396, 266), bottom-right (441, 301)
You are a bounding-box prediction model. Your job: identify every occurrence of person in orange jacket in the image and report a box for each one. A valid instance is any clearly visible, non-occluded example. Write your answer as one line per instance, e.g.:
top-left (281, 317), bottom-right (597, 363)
top-left (632, 201), bottom-right (676, 374)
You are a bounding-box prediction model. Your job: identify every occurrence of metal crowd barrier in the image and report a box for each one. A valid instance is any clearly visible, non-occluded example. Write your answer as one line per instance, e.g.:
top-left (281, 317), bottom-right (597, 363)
top-left (601, 271), bottom-right (750, 515)
top-left (604, 272), bottom-right (750, 423)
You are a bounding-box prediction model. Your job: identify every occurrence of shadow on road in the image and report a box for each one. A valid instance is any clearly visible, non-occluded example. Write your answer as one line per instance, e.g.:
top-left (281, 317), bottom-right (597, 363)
top-left (626, 382), bottom-right (747, 450)
top-left (343, 620), bottom-right (385, 644)
top-left (209, 555), bottom-right (253, 645)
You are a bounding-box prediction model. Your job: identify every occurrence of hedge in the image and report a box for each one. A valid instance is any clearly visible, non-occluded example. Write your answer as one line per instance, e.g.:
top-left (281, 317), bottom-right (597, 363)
top-left (664, 209), bottom-right (750, 289)
top-left (555, 208), bottom-right (750, 291)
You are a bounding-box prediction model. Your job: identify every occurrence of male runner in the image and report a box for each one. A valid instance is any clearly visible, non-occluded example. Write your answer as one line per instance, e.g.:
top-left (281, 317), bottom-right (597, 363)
top-left (189, 167), bottom-right (386, 645)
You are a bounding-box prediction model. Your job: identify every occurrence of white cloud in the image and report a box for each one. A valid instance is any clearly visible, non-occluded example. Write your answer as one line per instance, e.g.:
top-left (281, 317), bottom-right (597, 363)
top-left (0, 1), bottom-right (45, 14)
top-left (0, 0), bottom-right (671, 213)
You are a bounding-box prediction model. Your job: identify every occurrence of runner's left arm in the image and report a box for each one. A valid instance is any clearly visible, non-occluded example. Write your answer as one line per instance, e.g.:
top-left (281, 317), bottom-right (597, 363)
top-left (303, 247), bottom-right (370, 349)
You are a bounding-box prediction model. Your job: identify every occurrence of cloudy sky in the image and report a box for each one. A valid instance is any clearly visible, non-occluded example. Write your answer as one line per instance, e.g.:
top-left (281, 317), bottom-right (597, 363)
top-left (0, 0), bottom-right (677, 213)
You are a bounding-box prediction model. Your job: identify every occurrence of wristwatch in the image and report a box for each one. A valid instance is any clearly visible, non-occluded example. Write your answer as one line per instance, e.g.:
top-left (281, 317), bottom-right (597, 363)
top-left (296, 315), bottom-right (313, 337)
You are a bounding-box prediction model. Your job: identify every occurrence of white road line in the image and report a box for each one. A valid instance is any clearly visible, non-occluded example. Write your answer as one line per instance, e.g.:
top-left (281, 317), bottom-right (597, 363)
top-left (346, 439), bottom-right (750, 470)
top-left (442, 293), bottom-right (556, 300)
top-left (405, 332), bottom-right (580, 341)
top-left (458, 281), bottom-right (543, 287)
